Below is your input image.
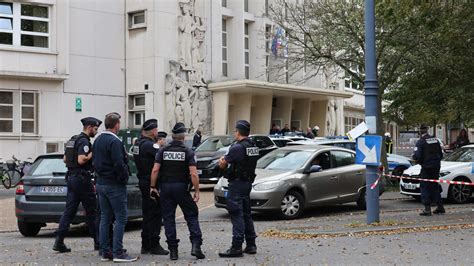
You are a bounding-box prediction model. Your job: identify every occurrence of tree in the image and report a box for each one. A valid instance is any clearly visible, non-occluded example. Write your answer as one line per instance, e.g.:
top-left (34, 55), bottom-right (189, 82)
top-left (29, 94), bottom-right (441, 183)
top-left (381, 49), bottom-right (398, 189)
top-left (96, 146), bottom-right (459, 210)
top-left (269, 0), bottom-right (473, 130)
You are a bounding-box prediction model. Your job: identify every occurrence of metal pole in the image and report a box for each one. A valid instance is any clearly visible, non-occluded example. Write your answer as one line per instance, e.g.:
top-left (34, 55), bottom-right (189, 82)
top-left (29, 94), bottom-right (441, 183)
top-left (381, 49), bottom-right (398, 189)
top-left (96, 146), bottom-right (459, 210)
top-left (364, 0), bottom-right (380, 224)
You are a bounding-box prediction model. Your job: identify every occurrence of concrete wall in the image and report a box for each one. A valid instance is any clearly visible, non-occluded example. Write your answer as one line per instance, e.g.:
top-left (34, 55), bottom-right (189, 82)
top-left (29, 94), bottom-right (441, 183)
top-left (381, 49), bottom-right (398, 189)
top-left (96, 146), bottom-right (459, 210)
top-left (251, 94), bottom-right (272, 134)
top-left (291, 99), bottom-right (311, 131)
top-left (310, 100), bottom-right (328, 136)
top-left (271, 96), bottom-right (292, 128)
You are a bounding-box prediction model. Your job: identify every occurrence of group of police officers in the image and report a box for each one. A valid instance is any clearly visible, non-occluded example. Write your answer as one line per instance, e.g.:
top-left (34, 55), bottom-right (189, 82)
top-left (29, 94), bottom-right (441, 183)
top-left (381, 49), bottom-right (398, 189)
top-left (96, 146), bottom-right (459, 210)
top-left (52, 111), bottom-right (445, 262)
top-left (53, 114), bottom-right (259, 262)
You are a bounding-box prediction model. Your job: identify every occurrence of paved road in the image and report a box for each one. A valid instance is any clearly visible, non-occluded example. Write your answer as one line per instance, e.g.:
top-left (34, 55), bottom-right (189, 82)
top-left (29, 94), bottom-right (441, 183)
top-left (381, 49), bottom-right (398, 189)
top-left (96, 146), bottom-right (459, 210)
top-left (0, 187), bottom-right (473, 264)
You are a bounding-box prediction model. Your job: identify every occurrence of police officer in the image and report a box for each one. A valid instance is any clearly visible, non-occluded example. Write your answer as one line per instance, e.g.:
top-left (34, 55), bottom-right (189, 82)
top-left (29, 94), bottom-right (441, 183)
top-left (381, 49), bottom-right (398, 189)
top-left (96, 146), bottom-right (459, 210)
top-left (413, 124), bottom-right (445, 216)
top-left (218, 120), bottom-right (259, 258)
top-left (385, 132), bottom-right (393, 154)
top-left (132, 119), bottom-right (168, 255)
top-left (53, 117), bottom-right (101, 253)
top-left (150, 122), bottom-right (205, 261)
top-left (156, 131), bottom-right (168, 147)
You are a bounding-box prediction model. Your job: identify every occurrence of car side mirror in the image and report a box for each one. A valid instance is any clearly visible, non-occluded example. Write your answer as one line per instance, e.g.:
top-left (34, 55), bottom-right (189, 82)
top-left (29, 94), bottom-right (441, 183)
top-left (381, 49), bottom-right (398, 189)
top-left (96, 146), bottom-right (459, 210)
top-left (305, 165), bottom-right (322, 174)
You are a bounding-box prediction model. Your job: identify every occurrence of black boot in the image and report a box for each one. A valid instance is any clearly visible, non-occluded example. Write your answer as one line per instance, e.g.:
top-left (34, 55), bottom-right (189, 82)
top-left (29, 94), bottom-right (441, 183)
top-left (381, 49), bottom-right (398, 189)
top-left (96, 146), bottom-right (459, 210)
top-left (419, 204), bottom-right (432, 216)
top-left (150, 242), bottom-right (169, 255)
top-left (191, 243), bottom-right (205, 259)
top-left (218, 246), bottom-right (243, 258)
top-left (244, 239), bottom-right (257, 254)
top-left (140, 246), bottom-right (150, 254)
top-left (53, 235), bottom-right (71, 253)
top-left (169, 247), bottom-right (178, 260)
top-left (433, 204), bottom-right (446, 214)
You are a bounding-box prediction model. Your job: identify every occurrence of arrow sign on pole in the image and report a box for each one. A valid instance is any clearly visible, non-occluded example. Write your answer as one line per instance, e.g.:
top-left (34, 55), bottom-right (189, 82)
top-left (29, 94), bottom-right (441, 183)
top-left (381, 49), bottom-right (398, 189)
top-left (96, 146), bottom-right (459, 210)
top-left (355, 135), bottom-right (382, 166)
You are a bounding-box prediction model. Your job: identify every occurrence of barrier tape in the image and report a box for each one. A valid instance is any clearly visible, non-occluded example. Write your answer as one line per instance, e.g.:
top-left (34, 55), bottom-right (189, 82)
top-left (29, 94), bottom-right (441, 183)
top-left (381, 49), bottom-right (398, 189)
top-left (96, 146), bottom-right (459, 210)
top-left (369, 172), bottom-right (474, 190)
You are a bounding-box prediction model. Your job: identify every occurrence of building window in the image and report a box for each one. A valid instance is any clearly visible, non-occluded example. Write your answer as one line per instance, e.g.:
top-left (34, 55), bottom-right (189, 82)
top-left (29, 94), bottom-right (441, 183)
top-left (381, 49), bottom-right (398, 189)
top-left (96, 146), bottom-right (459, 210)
top-left (0, 91), bottom-right (38, 134)
top-left (344, 63), bottom-right (361, 90)
top-left (244, 0), bottom-right (249, 12)
top-left (244, 23), bottom-right (249, 79)
top-left (128, 10), bottom-right (146, 29)
top-left (265, 0), bottom-right (269, 16)
top-left (344, 116), bottom-right (364, 134)
top-left (222, 19), bottom-right (228, 77)
top-left (128, 94), bottom-right (146, 129)
top-left (0, 3), bottom-right (49, 48)
top-left (46, 142), bottom-right (59, 153)
top-left (222, 0), bottom-right (227, 8)
top-left (265, 25), bottom-right (271, 81)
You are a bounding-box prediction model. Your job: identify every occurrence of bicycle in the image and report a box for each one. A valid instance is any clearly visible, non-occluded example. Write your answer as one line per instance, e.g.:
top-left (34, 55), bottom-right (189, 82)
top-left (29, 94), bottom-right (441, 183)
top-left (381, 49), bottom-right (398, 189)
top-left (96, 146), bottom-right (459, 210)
top-left (0, 159), bottom-right (13, 189)
top-left (8, 155), bottom-right (33, 188)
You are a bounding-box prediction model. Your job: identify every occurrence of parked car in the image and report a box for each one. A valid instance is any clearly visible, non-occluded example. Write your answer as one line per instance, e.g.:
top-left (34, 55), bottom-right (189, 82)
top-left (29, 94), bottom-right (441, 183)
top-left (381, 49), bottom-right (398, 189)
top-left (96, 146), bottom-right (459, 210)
top-left (288, 138), bottom-right (413, 176)
top-left (400, 144), bottom-right (474, 203)
top-left (15, 153), bottom-right (142, 237)
top-left (269, 136), bottom-right (294, 147)
top-left (196, 135), bottom-right (278, 184)
top-left (214, 144), bottom-right (384, 219)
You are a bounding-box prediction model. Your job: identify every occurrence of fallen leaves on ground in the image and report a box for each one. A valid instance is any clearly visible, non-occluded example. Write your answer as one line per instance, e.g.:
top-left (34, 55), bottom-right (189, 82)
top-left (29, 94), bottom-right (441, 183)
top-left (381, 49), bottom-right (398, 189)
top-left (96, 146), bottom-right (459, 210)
top-left (260, 223), bottom-right (474, 240)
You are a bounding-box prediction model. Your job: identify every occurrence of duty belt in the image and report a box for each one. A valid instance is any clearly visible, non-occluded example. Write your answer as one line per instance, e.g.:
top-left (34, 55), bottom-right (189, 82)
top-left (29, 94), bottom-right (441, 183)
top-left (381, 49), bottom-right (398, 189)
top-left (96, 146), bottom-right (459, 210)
top-left (67, 169), bottom-right (93, 178)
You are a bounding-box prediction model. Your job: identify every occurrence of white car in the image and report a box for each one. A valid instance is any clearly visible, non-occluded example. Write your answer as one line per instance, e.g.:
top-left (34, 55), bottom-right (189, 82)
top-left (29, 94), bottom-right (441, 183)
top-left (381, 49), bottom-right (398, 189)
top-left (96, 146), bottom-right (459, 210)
top-left (400, 144), bottom-right (474, 203)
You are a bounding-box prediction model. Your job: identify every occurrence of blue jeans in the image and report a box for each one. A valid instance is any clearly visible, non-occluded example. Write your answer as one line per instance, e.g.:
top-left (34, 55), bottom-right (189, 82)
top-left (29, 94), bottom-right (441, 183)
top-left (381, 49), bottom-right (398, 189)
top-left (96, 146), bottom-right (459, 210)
top-left (227, 180), bottom-right (256, 247)
top-left (96, 184), bottom-right (127, 256)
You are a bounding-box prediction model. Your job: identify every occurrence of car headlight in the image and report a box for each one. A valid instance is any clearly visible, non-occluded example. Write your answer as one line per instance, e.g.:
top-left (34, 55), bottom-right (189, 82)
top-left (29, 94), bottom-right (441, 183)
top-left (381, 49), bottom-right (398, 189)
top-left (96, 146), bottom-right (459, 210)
top-left (253, 181), bottom-right (284, 191)
top-left (439, 171), bottom-right (451, 177)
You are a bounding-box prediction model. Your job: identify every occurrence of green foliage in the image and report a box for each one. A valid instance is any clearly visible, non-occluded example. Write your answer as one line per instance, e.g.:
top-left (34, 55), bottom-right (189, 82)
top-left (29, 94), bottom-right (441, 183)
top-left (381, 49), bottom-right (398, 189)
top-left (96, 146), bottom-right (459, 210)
top-left (269, 0), bottom-right (473, 127)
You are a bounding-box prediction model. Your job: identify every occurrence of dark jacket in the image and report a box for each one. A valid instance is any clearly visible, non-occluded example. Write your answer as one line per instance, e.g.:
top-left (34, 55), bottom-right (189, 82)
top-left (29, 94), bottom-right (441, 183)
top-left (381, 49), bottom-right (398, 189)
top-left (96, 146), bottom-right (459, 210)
top-left (93, 131), bottom-right (129, 185)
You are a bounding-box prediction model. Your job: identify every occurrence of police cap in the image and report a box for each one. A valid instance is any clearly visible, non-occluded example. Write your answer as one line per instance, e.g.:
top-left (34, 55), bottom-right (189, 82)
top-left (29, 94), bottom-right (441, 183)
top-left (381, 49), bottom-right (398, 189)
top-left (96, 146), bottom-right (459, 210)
top-left (235, 120), bottom-right (251, 132)
top-left (142, 119), bottom-right (158, 131)
top-left (157, 131), bottom-right (168, 139)
top-left (81, 117), bottom-right (102, 127)
top-left (172, 122), bottom-right (187, 134)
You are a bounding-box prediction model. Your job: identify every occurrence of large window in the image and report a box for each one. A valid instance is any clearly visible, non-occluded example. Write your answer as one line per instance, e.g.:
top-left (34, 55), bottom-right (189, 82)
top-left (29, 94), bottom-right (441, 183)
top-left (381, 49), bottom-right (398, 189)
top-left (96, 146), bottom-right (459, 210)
top-left (265, 25), bottom-right (272, 81)
top-left (0, 91), bottom-right (38, 134)
top-left (0, 2), bottom-right (49, 48)
top-left (222, 19), bottom-right (228, 77)
top-left (244, 0), bottom-right (249, 12)
top-left (244, 23), bottom-right (249, 79)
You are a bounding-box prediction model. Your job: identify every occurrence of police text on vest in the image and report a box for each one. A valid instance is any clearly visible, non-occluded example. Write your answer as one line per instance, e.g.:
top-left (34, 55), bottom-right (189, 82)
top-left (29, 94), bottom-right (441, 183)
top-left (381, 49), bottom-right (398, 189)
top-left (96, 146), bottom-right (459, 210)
top-left (246, 147), bottom-right (259, 156)
top-left (163, 151), bottom-right (186, 161)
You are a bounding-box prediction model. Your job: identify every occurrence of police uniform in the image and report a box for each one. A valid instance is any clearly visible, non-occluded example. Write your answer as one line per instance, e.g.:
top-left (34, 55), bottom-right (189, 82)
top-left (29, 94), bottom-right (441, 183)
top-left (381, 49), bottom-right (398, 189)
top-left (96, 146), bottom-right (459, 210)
top-left (219, 120), bottom-right (259, 258)
top-left (152, 122), bottom-right (204, 260)
top-left (413, 125), bottom-right (445, 216)
top-left (53, 117), bottom-right (101, 253)
top-left (132, 119), bottom-right (168, 255)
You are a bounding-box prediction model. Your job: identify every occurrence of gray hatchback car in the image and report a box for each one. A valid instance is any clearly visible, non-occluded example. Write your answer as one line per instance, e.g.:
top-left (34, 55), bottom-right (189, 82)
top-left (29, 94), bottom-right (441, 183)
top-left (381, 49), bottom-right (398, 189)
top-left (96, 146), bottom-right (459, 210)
top-left (15, 153), bottom-right (142, 236)
top-left (214, 145), bottom-right (383, 219)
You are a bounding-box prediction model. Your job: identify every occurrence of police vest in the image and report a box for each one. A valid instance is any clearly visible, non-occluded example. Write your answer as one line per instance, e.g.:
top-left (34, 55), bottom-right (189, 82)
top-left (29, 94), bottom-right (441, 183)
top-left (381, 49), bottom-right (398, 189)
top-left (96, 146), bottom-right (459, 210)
top-left (132, 137), bottom-right (156, 179)
top-left (227, 138), bottom-right (259, 181)
top-left (159, 143), bottom-right (190, 183)
top-left (64, 133), bottom-right (90, 170)
top-left (421, 135), bottom-right (442, 167)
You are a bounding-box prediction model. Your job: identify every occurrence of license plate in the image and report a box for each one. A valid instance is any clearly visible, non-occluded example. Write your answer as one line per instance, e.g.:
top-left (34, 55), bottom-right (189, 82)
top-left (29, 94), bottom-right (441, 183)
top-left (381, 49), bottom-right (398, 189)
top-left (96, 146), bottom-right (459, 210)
top-left (39, 186), bottom-right (66, 193)
top-left (197, 169), bottom-right (202, 175)
top-left (404, 183), bottom-right (417, 190)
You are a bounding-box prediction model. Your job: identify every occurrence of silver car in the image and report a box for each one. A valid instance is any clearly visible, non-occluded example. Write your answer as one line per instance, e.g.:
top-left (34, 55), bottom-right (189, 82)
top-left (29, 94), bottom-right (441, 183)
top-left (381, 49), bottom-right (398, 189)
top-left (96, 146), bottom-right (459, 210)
top-left (214, 145), bottom-right (377, 219)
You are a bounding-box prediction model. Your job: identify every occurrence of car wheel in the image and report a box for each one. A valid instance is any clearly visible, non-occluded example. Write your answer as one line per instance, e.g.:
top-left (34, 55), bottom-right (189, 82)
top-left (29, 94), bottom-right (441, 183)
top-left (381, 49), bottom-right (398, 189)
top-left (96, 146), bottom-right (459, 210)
top-left (356, 188), bottom-right (367, 210)
top-left (448, 180), bottom-right (472, 204)
top-left (18, 221), bottom-right (42, 237)
top-left (279, 190), bottom-right (304, 220)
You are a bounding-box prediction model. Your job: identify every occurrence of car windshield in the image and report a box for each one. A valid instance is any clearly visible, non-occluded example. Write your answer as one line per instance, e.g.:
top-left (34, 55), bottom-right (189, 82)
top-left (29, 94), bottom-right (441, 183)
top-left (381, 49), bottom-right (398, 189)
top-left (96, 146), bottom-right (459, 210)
top-left (28, 157), bottom-right (67, 176)
top-left (195, 136), bottom-right (233, 152)
top-left (257, 150), bottom-right (312, 170)
top-left (443, 147), bottom-right (474, 162)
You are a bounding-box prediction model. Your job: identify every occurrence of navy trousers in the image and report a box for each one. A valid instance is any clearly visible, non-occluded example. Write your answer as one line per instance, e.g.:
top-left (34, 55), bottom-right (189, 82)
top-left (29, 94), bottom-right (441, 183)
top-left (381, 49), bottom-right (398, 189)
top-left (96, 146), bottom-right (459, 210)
top-left (227, 179), bottom-right (256, 247)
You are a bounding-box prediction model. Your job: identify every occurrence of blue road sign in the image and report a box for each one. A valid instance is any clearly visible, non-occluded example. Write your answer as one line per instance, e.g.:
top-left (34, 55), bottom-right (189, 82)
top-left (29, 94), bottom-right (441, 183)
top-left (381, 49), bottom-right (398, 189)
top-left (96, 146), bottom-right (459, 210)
top-left (356, 135), bottom-right (382, 166)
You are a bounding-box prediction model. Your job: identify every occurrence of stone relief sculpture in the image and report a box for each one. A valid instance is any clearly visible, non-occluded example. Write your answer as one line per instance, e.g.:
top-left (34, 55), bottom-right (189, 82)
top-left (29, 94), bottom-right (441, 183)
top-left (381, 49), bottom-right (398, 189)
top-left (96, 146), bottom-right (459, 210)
top-left (326, 100), bottom-right (337, 136)
top-left (323, 65), bottom-right (339, 136)
top-left (165, 0), bottom-right (212, 134)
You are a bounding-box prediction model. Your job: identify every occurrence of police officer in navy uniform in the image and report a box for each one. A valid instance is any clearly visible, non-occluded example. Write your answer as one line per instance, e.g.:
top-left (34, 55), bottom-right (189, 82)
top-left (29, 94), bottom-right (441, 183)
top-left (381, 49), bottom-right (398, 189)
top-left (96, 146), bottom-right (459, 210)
top-left (53, 117), bottom-right (101, 253)
top-left (132, 119), bottom-right (168, 255)
top-left (218, 120), bottom-right (259, 258)
top-left (413, 124), bottom-right (445, 216)
top-left (156, 131), bottom-right (168, 147)
top-left (149, 122), bottom-right (205, 261)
